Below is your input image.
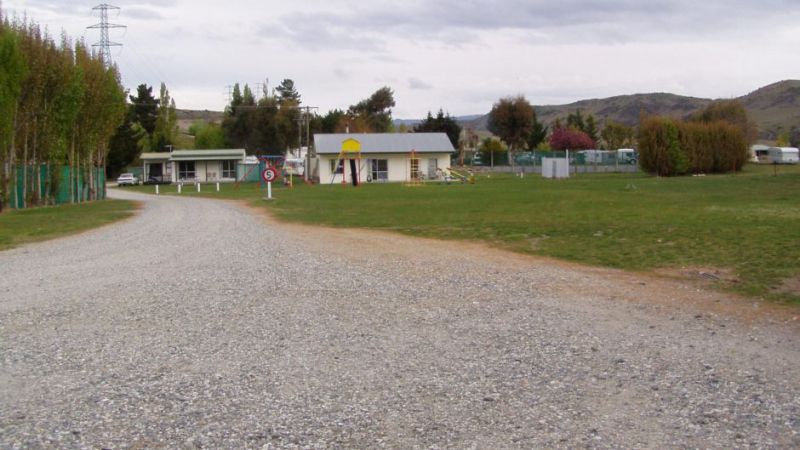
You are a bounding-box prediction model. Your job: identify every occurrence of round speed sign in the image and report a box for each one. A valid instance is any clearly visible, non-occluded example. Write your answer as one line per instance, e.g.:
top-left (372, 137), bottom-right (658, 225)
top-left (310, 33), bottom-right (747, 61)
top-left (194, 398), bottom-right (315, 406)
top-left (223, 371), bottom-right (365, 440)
top-left (262, 167), bottom-right (277, 182)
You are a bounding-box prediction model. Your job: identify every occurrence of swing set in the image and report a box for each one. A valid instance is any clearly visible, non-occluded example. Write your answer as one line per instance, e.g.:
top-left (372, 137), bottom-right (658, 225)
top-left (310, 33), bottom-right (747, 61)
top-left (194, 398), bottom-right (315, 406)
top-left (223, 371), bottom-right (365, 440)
top-left (329, 138), bottom-right (364, 186)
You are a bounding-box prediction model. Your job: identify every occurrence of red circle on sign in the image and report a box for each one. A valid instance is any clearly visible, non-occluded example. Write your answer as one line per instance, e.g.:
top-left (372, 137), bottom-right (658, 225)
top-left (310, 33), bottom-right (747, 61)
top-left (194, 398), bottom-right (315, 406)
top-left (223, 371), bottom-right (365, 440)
top-left (262, 168), bottom-right (277, 182)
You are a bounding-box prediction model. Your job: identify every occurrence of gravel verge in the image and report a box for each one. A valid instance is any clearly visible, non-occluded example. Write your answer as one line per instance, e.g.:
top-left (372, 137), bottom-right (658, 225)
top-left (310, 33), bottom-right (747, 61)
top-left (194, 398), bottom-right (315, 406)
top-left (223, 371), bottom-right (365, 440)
top-left (1, 188), bottom-right (798, 448)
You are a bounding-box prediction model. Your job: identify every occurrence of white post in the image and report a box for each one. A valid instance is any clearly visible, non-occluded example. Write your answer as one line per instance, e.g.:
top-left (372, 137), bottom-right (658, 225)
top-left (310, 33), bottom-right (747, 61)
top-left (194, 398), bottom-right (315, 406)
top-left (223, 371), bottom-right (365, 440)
top-left (155, 184), bottom-right (159, 195)
top-left (197, 183), bottom-right (201, 193)
top-left (267, 181), bottom-right (272, 200)
top-left (216, 182), bottom-right (220, 192)
top-left (177, 184), bottom-right (182, 194)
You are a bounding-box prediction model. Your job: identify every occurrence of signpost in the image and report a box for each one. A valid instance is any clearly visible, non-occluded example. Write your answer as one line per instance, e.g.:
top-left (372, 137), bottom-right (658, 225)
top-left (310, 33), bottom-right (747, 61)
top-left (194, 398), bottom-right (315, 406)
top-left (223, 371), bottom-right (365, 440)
top-left (262, 166), bottom-right (277, 200)
top-left (262, 167), bottom-right (277, 183)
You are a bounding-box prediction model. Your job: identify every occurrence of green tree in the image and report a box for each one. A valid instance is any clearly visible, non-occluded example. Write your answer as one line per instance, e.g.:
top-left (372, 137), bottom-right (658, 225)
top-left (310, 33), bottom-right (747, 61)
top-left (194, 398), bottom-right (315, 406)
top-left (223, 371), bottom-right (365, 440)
top-left (585, 115), bottom-right (598, 142)
top-left (107, 113), bottom-right (140, 177)
top-left (242, 84), bottom-right (256, 106)
top-left (276, 78), bottom-right (300, 105)
top-left (600, 120), bottom-right (635, 150)
top-left (488, 95), bottom-right (535, 164)
top-left (152, 82), bottom-right (178, 151)
top-left (316, 109), bottom-right (346, 133)
top-left (478, 137), bottom-right (507, 167)
top-left (413, 109), bottom-right (462, 149)
top-left (1, 12), bottom-right (125, 206)
top-left (775, 131), bottom-right (790, 147)
top-left (561, 109), bottom-right (599, 142)
top-left (566, 109), bottom-right (586, 132)
top-left (0, 24), bottom-right (27, 207)
top-left (229, 83), bottom-right (243, 111)
top-left (128, 84), bottom-right (158, 135)
top-left (690, 100), bottom-right (757, 144)
top-left (193, 122), bottom-right (226, 149)
top-left (348, 86), bottom-right (396, 132)
top-left (527, 117), bottom-right (548, 150)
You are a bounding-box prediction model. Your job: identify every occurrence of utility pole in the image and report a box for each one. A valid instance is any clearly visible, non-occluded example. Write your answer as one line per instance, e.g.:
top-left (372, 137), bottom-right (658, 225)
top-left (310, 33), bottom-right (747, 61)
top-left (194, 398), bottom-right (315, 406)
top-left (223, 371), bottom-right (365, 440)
top-left (295, 105), bottom-right (318, 181)
top-left (87, 4), bottom-right (126, 67)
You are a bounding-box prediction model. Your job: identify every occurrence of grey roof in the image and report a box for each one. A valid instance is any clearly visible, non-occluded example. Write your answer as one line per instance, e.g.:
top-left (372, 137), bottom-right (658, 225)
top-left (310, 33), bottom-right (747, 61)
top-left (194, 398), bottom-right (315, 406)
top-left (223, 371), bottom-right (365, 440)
top-left (314, 133), bottom-right (454, 155)
top-left (169, 149), bottom-right (246, 161)
top-left (140, 150), bottom-right (246, 162)
top-left (140, 152), bottom-right (171, 161)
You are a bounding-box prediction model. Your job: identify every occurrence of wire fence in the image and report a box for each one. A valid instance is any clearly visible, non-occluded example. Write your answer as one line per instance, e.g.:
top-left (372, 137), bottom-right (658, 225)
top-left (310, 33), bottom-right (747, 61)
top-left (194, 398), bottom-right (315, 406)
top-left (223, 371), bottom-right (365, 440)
top-left (456, 150), bottom-right (640, 173)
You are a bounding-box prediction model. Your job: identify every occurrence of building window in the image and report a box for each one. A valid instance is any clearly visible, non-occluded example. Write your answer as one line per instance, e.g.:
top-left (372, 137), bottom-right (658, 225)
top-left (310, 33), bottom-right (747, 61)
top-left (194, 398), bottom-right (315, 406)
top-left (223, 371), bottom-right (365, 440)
top-left (370, 159), bottom-right (388, 182)
top-left (221, 160), bottom-right (236, 178)
top-left (330, 158), bottom-right (344, 174)
top-left (178, 161), bottom-right (195, 180)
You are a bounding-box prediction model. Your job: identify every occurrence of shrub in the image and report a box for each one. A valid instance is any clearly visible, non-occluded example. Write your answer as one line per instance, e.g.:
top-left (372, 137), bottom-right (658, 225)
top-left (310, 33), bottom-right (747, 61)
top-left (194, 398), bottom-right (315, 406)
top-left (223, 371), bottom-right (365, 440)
top-left (638, 116), bottom-right (686, 176)
top-left (639, 116), bottom-right (748, 176)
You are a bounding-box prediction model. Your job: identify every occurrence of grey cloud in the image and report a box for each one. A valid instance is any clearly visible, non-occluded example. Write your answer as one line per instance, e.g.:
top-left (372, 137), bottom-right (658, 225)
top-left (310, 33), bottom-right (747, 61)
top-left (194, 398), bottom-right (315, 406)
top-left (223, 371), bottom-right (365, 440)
top-left (259, 13), bottom-right (387, 52)
top-left (258, 0), bottom-right (799, 50)
top-left (124, 6), bottom-right (166, 21)
top-left (409, 77), bottom-right (433, 90)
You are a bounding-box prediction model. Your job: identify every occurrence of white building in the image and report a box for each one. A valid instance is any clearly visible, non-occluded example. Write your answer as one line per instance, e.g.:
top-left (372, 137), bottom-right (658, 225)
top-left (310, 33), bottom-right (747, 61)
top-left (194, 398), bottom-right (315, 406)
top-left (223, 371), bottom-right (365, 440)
top-left (140, 149), bottom-right (246, 183)
top-left (313, 133), bottom-right (454, 184)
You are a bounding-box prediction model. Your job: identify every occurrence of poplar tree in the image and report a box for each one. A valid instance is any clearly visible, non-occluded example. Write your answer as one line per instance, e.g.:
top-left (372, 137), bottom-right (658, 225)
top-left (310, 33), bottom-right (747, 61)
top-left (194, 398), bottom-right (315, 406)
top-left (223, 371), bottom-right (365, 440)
top-left (0, 20), bottom-right (27, 207)
top-left (152, 82), bottom-right (177, 151)
top-left (0, 10), bottom-right (125, 207)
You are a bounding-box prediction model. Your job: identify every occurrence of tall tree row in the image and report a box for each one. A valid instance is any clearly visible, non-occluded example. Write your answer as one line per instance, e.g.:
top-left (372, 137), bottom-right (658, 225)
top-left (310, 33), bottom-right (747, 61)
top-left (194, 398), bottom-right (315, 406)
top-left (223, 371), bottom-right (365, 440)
top-left (0, 11), bottom-right (126, 208)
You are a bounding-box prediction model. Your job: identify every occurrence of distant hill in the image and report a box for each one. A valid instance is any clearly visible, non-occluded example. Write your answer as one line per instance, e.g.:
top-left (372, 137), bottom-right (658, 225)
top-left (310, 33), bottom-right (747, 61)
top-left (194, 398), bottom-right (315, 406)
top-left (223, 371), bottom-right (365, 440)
top-left (177, 81), bottom-right (800, 142)
top-left (393, 114), bottom-right (483, 129)
top-left (175, 109), bottom-right (225, 132)
top-left (461, 80), bottom-right (800, 142)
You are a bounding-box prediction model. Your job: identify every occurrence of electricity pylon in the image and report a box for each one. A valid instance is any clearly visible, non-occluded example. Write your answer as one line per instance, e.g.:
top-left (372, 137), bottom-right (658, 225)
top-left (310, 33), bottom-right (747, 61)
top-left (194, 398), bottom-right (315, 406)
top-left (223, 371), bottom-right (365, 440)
top-left (87, 4), bottom-right (126, 67)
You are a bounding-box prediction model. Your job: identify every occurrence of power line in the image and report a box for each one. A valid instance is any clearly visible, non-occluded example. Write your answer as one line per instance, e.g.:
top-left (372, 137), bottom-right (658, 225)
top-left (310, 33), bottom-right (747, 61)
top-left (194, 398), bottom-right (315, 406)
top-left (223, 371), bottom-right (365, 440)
top-left (87, 4), bottom-right (126, 67)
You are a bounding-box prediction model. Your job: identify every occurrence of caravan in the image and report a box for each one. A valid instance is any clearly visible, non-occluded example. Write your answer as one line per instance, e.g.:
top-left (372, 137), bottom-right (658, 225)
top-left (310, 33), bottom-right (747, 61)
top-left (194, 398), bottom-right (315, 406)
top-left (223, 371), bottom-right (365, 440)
top-left (766, 147), bottom-right (799, 164)
top-left (616, 148), bottom-right (638, 164)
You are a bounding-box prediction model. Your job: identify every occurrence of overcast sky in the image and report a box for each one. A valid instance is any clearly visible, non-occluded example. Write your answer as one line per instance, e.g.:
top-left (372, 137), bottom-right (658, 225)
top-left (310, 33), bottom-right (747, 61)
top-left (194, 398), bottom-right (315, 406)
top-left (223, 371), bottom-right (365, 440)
top-left (4, 0), bottom-right (799, 118)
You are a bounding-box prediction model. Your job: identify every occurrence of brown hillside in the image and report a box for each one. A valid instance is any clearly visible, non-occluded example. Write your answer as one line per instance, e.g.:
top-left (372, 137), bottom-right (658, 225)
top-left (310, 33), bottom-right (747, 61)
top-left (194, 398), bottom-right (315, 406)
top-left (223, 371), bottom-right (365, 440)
top-left (464, 80), bottom-right (800, 142)
top-left (175, 109), bottom-right (225, 132)
top-left (738, 80), bottom-right (800, 140)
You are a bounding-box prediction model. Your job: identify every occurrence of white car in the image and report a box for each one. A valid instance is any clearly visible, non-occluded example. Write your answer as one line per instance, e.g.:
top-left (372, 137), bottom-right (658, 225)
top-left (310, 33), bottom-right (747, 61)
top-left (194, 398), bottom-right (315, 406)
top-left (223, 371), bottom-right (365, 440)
top-left (116, 173), bottom-right (139, 186)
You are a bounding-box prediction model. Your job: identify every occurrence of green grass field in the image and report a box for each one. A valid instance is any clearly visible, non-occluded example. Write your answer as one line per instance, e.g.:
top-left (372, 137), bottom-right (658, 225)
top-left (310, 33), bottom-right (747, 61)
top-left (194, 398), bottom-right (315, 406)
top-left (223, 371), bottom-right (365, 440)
top-left (0, 199), bottom-right (137, 251)
top-left (129, 165), bottom-right (800, 302)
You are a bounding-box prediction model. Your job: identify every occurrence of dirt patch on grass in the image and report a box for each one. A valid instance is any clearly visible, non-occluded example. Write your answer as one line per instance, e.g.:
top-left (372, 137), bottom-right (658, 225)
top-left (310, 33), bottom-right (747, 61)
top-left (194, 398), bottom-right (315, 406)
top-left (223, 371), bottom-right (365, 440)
top-left (655, 266), bottom-right (741, 286)
top-left (773, 275), bottom-right (800, 296)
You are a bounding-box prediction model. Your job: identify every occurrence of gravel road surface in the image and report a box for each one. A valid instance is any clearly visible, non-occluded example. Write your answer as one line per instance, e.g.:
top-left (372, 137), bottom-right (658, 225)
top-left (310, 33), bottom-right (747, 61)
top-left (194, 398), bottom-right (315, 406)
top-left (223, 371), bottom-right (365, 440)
top-left (1, 189), bottom-right (799, 448)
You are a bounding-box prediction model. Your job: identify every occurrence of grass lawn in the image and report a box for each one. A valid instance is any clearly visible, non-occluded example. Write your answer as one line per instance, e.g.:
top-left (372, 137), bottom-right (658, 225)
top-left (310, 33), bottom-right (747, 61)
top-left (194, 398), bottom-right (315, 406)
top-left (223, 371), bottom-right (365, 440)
top-left (129, 165), bottom-right (800, 302)
top-left (0, 199), bottom-right (137, 251)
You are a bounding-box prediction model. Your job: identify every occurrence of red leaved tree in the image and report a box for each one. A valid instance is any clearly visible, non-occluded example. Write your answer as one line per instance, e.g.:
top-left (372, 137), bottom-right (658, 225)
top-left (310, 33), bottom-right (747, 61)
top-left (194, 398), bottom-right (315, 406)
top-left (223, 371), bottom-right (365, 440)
top-left (549, 127), bottom-right (596, 150)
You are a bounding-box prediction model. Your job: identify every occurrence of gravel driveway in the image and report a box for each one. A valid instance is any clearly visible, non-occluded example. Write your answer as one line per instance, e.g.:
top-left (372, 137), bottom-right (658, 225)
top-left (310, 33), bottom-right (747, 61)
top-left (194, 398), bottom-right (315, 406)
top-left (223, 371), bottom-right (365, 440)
top-left (1, 189), bottom-right (798, 448)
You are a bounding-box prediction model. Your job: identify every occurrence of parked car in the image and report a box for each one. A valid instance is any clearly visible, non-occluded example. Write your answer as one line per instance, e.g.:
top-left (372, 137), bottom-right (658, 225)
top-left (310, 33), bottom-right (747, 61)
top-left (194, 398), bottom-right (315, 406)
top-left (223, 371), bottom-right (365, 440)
top-left (116, 173), bottom-right (139, 186)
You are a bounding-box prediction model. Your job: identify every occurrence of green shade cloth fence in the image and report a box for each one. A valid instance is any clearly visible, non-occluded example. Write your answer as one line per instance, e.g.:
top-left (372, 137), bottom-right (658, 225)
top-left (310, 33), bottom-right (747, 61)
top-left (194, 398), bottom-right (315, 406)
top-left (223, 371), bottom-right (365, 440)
top-left (4, 165), bottom-right (106, 209)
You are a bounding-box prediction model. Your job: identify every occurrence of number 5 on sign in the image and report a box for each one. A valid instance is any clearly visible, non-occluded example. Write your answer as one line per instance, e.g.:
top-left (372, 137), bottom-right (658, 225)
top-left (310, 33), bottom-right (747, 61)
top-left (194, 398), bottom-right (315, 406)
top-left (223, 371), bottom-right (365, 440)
top-left (262, 168), bottom-right (277, 183)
